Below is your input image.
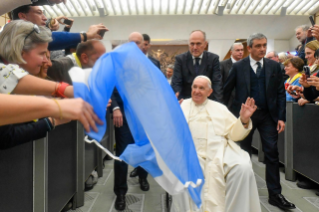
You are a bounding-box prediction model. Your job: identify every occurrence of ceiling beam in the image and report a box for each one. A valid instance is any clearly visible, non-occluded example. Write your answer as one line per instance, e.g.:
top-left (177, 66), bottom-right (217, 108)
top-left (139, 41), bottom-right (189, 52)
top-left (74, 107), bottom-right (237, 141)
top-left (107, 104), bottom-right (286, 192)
top-left (228, 0), bottom-right (239, 14)
top-left (182, 0), bottom-right (187, 14)
top-left (143, 0), bottom-right (147, 15)
top-left (86, 1), bottom-right (95, 16)
top-left (135, 0), bottom-right (139, 15)
top-left (190, 0), bottom-right (196, 14)
top-left (273, 0), bottom-right (286, 15)
top-left (175, 0), bottom-right (178, 14)
top-left (109, 0), bottom-right (116, 15)
top-left (43, 5), bottom-right (56, 18)
top-left (213, 0), bottom-right (221, 14)
top-left (197, 0), bottom-right (204, 14)
top-left (235, 0), bottom-right (245, 14)
top-left (101, 0), bottom-right (109, 15)
top-left (118, 0), bottom-right (124, 15)
top-left (258, 0), bottom-right (270, 14)
top-left (205, 0), bottom-right (213, 14)
top-left (57, 4), bottom-right (69, 16)
top-left (264, 0), bottom-right (277, 14)
top-left (68, 1), bottom-right (81, 16)
top-left (294, 0), bottom-right (310, 15)
top-left (243, 0), bottom-right (253, 14)
top-left (287, 0), bottom-right (301, 15)
top-left (126, 0), bottom-right (132, 15)
top-left (302, 1), bottom-right (317, 15)
top-left (251, 0), bottom-right (261, 14)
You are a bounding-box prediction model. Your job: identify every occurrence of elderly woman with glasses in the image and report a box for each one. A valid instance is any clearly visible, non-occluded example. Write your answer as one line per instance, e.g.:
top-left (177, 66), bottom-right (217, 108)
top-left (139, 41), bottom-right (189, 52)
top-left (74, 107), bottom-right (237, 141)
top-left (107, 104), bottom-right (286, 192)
top-left (0, 20), bottom-right (102, 149)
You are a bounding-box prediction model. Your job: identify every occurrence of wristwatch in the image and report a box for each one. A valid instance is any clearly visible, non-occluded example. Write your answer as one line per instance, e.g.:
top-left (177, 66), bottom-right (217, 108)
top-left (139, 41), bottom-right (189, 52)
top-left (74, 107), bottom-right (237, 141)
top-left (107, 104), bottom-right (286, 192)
top-left (81, 32), bottom-right (87, 42)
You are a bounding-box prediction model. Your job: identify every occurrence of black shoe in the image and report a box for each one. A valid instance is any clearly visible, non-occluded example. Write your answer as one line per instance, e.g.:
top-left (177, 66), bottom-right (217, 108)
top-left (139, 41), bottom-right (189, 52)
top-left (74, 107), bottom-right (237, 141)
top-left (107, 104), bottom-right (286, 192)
top-left (268, 194), bottom-right (296, 210)
top-left (139, 178), bottom-right (150, 191)
top-left (115, 195), bottom-right (126, 211)
top-left (297, 179), bottom-right (319, 189)
top-left (130, 168), bottom-right (138, 178)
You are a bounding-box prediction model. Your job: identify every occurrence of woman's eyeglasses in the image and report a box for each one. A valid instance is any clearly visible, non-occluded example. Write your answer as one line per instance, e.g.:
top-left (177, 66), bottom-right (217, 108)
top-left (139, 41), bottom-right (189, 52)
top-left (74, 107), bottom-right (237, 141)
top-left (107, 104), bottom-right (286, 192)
top-left (24, 24), bottom-right (40, 43)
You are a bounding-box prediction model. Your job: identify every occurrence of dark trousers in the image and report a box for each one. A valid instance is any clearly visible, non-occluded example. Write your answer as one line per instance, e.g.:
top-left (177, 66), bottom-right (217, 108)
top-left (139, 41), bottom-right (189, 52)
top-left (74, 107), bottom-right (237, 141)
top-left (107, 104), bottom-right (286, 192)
top-left (240, 110), bottom-right (282, 196)
top-left (114, 117), bottom-right (148, 196)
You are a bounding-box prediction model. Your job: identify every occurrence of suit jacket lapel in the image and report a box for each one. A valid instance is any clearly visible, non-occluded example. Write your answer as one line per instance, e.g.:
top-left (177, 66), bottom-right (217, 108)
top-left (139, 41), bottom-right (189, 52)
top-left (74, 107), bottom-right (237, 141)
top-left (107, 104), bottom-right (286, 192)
top-left (187, 52), bottom-right (196, 76)
top-left (264, 58), bottom-right (272, 90)
top-left (198, 52), bottom-right (207, 75)
top-left (227, 59), bottom-right (233, 71)
top-left (244, 57), bottom-right (251, 95)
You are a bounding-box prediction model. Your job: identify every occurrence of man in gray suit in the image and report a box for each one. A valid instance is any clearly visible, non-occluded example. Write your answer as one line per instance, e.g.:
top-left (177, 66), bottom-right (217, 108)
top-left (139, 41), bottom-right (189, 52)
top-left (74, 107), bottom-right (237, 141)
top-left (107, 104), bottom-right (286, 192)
top-left (220, 42), bottom-right (244, 107)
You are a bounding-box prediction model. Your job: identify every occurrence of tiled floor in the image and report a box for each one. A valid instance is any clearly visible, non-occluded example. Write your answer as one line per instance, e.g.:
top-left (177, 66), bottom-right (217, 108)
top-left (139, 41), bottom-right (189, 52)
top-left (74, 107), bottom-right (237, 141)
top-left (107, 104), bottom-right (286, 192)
top-left (69, 154), bottom-right (319, 212)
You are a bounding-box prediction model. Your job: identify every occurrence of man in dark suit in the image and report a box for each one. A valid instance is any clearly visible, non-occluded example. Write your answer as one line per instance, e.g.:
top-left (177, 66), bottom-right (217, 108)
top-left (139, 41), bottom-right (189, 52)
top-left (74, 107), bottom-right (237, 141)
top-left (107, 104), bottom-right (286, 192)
top-left (141, 34), bottom-right (161, 70)
top-left (111, 32), bottom-right (150, 211)
top-left (265, 51), bottom-right (289, 81)
top-left (224, 33), bottom-right (295, 210)
top-left (129, 33), bottom-right (162, 179)
top-left (220, 42), bottom-right (244, 108)
top-left (171, 30), bottom-right (223, 102)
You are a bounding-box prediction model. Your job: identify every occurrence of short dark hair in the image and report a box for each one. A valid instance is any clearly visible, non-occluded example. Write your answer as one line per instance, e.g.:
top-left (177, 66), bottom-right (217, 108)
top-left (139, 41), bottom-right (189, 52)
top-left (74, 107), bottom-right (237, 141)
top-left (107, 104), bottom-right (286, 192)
top-left (143, 34), bottom-right (150, 42)
top-left (283, 57), bottom-right (304, 72)
top-left (11, 5), bottom-right (32, 20)
top-left (76, 40), bottom-right (99, 58)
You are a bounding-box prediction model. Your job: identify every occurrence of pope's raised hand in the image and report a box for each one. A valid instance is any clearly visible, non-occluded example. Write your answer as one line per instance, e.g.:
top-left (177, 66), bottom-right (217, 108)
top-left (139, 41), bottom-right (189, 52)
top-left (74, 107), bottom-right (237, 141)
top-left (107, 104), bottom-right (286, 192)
top-left (239, 97), bottom-right (257, 124)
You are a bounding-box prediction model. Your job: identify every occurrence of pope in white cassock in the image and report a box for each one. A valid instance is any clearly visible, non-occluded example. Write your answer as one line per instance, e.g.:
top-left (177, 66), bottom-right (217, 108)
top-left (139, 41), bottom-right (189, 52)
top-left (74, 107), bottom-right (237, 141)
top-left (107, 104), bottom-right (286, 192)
top-left (179, 76), bottom-right (261, 212)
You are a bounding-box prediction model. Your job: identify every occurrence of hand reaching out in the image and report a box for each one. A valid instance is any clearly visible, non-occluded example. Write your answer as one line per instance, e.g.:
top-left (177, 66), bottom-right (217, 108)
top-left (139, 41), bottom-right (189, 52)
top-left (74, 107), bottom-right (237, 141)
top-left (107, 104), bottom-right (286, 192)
top-left (239, 97), bottom-right (257, 124)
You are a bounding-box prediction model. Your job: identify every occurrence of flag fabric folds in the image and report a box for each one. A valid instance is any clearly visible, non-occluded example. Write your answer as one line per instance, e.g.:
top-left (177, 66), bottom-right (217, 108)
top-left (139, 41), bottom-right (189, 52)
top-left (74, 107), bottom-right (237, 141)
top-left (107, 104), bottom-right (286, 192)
top-left (69, 42), bottom-right (204, 208)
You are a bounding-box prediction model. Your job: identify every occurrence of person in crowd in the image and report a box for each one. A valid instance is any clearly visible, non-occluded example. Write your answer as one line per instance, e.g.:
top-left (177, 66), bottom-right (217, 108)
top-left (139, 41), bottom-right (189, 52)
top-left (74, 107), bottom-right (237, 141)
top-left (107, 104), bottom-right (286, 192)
top-left (224, 33), bottom-right (295, 210)
top-left (141, 33), bottom-right (161, 70)
top-left (10, 5), bottom-right (108, 51)
top-left (266, 51), bottom-right (289, 81)
top-left (0, 95), bottom-right (102, 149)
top-left (47, 40), bottom-right (106, 84)
top-left (221, 42), bottom-right (244, 83)
top-left (220, 42), bottom-right (244, 108)
top-left (311, 24), bottom-right (319, 41)
top-left (278, 52), bottom-right (288, 63)
top-left (283, 58), bottom-right (304, 101)
top-left (180, 76), bottom-right (260, 212)
top-left (1, 0), bottom-right (65, 16)
top-left (171, 30), bottom-right (223, 102)
top-left (110, 32), bottom-right (150, 211)
top-left (0, 94), bottom-right (100, 131)
top-left (166, 64), bottom-right (174, 85)
top-left (0, 20), bottom-right (73, 98)
top-left (292, 25), bottom-right (314, 63)
top-left (295, 40), bottom-right (319, 106)
top-left (295, 44), bottom-right (302, 53)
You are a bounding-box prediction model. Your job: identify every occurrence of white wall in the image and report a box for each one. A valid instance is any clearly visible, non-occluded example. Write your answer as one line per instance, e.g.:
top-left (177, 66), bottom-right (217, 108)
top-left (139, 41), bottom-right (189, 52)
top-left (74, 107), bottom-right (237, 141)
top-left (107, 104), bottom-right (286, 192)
top-left (67, 15), bottom-right (309, 58)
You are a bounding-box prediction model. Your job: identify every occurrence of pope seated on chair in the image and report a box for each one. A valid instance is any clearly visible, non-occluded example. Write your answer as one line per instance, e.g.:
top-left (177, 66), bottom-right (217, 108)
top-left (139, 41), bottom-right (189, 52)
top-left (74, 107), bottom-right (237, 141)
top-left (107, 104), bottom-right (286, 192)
top-left (180, 76), bottom-right (261, 212)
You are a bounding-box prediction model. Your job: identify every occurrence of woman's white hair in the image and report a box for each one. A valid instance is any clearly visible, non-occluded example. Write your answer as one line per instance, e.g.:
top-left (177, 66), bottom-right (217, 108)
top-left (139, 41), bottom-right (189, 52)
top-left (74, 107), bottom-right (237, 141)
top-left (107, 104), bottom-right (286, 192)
top-left (0, 20), bottom-right (52, 64)
top-left (192, 75), bottom-right (212, 89)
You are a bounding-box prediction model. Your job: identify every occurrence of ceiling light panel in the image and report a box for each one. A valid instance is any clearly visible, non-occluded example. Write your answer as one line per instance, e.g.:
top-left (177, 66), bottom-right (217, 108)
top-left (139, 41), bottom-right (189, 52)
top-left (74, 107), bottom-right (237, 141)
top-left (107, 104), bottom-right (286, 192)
top-left (299, 0), bottom-right (317, 15)
top-left (161, 0), bottom-right (169, 14)
top-left (169, 0), bottom-right (178, 14)
top-left (292, 0), bottom-right (310, 15)
top-left (199, 0), bottom-right (212, 14)
top-left (307, 0), bottom-right (319, 15)
top-left (45, 0), bottom-right (316, 16)
top-left (144, 0), bottom-right (153, 15)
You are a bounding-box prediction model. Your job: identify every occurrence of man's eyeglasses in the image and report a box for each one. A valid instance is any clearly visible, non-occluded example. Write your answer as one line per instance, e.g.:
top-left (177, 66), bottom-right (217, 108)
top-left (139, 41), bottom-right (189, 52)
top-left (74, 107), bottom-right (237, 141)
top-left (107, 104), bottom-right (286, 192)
top-left (24, 24), bottom-right (40, 43)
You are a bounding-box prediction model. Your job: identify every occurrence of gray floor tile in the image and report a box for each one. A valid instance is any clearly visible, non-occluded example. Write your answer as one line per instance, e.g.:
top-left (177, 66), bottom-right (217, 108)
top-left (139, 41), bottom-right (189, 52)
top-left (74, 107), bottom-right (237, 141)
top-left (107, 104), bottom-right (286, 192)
top-left (97, 169), bottom-right (113, 185)
top-left (255, 172), bottom-right (268, 189)
top-left (252, 154), bottom-right (266, 168)
top-left (279, 172), bottom-right (301, 189)
top-left (108, 193), bottom-right (145, 212)
top-left (303, 197), bottom-right (319, 209)
top-left (259, 196), bottom-right (302, 212)
top-left (68, 192), bottom-right (100, 212)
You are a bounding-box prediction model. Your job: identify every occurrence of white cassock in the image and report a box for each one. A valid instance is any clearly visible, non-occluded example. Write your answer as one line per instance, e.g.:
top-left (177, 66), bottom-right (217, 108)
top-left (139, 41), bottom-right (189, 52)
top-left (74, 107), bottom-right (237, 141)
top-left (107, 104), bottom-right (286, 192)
top-left (178, 99), bottom-right (261, 212)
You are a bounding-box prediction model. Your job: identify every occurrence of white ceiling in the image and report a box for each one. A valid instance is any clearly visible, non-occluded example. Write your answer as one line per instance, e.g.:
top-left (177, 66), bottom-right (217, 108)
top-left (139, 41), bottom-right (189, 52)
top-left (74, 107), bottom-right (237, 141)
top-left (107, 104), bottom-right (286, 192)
top-left (42, 0), bottom-right (319, 18)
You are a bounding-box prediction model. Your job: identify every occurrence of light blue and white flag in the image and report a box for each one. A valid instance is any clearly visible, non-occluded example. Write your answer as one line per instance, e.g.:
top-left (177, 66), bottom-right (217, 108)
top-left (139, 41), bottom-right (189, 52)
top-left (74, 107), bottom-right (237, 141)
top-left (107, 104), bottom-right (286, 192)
top-left (69, 42), bottom-right (204, 208)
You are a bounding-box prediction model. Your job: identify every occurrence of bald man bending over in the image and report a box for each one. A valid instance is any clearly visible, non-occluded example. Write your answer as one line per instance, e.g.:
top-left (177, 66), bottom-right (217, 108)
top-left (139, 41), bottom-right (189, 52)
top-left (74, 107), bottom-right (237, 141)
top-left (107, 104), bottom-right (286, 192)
top-left (180, 76), bottom-right (261, 212)
top-left (109, 31), bottom-right (150, 211)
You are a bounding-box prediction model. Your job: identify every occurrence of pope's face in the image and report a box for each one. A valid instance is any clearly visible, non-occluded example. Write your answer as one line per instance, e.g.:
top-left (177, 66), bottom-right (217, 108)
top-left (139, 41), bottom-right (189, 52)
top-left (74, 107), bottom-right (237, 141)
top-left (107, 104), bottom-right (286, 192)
top-left (191, 78), bottom-right (213, 105)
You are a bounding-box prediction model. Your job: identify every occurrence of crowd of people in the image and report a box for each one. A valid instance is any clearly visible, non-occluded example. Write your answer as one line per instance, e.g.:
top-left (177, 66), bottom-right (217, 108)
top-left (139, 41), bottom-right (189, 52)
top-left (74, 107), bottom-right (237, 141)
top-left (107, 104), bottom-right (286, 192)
top-left (2, 0), bottom-right (319, 211)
